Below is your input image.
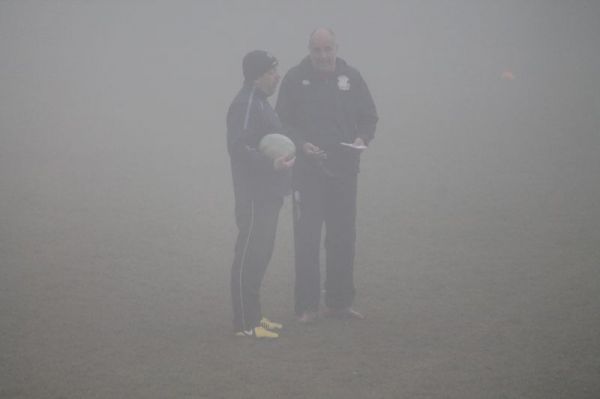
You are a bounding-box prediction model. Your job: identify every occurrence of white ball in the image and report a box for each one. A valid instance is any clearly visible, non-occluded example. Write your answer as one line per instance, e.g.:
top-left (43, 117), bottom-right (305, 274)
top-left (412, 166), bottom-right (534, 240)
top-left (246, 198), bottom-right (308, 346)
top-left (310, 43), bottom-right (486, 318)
top-left (258, 133), bottom-right (296, 160)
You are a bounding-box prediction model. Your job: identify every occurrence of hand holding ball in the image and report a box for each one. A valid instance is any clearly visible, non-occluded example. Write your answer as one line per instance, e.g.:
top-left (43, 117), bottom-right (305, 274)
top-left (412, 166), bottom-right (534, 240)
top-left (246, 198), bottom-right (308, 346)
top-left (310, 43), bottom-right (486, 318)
top-left (259, 133), bottom-right (296, 170)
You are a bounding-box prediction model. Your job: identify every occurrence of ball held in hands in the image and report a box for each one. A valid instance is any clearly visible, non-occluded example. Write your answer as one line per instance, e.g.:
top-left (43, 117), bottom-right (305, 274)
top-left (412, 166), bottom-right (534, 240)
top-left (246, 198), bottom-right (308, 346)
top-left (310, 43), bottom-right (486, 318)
top-left (259, 133), bottom-right (296, 161)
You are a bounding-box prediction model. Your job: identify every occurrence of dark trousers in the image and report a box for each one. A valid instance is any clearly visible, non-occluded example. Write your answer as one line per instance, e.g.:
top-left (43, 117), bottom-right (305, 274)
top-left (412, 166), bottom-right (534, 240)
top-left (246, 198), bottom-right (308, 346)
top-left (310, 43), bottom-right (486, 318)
top-left (293, 173), bottom-right (357, 315)
top-left (231, 194), bottom-right (283, 332)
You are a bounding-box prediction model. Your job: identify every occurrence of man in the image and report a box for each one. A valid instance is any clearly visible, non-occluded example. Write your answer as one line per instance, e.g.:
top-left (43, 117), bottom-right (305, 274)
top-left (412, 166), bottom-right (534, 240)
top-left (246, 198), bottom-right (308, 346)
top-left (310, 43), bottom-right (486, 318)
top-left (276, 28), bottom-right (378, 322)
top-left (227, 50), bottom-right (295, 338)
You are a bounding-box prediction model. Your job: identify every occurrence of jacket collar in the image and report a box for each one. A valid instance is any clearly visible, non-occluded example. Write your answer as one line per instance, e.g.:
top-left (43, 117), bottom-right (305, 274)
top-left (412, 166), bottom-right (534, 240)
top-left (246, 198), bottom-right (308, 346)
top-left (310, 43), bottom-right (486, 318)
top-left (299, 56), bottom-right (348, 78)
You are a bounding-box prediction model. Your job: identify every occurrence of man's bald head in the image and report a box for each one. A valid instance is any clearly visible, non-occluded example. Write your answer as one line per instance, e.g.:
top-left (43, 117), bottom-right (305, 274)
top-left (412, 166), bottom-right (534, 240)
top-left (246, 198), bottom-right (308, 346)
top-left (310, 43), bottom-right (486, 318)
top-left (308, 27), bottom-right (338, 72)
top-left (309, 28), bottom-right (336, 47)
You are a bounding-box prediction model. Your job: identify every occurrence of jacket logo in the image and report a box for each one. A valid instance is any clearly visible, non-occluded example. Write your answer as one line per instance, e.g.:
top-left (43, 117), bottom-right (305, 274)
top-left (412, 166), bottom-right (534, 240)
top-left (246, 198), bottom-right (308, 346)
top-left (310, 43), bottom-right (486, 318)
top-left (302, 79), bottom-right (310, 86)
top-left (337, 75), bottom-right (350, 91)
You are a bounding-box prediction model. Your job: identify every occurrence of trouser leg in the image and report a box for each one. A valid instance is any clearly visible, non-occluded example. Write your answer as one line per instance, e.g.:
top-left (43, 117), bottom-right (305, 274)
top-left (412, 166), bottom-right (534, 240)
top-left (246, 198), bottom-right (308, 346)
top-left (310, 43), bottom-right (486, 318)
top-left (324, 176), bottom-right (357, 309)
top-left (231, 195), bottom-right (282, 331)
top-left (293, 176), bottom-right (324, 315)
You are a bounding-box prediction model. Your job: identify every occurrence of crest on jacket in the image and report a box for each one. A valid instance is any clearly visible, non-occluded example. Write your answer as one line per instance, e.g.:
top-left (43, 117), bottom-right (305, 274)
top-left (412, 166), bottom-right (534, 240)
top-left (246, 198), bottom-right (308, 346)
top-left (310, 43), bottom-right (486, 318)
top-left (337, 75), bottom-right (350, 91)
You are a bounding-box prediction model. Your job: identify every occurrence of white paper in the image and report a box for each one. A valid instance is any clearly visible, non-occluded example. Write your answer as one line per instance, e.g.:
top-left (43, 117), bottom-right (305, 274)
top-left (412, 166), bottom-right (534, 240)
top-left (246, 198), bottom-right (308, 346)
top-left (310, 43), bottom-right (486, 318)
top-left (340, 142), bottom-right (367, 150)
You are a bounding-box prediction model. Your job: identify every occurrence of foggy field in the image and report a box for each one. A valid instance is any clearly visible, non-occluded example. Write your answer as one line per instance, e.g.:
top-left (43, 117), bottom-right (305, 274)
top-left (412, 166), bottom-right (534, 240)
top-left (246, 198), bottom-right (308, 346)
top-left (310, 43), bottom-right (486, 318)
top-left (1, 1), bottom-right (599, 398)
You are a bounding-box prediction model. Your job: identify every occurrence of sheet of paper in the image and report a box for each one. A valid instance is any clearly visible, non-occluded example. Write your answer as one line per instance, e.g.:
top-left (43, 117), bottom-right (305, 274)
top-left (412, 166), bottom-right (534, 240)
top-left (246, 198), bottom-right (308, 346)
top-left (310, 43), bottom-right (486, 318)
top-left (340, 142), bottom-right (368, 150)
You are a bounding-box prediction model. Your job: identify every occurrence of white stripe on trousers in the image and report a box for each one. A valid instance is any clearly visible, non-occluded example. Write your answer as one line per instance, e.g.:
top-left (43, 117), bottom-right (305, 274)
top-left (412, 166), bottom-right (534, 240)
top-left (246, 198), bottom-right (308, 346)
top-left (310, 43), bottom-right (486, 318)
top-left (238, 199), bottom-right (255, 331)
top-left (238, 86), bottom-right (257, 331)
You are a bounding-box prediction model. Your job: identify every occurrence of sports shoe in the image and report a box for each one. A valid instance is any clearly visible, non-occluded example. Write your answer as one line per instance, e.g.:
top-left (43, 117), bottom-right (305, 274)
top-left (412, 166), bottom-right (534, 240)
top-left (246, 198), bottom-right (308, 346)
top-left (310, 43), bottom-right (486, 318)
top-left (260, 317), bottom-right (283, 330)
top-left (322, 307), bottom-right (365, 320)
top-left (235, 326), bottom-right (279, 339)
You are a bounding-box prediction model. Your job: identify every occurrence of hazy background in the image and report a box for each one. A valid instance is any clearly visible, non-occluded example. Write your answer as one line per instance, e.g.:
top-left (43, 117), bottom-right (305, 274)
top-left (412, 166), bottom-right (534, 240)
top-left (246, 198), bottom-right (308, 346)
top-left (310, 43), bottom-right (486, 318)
top-left (1, 1), bottom-right (599, 398)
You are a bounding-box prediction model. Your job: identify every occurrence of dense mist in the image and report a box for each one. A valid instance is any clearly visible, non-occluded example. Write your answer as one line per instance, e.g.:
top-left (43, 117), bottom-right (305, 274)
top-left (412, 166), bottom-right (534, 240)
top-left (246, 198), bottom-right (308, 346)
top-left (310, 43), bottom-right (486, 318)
top-left (1, 1), bottom-right (598, 398)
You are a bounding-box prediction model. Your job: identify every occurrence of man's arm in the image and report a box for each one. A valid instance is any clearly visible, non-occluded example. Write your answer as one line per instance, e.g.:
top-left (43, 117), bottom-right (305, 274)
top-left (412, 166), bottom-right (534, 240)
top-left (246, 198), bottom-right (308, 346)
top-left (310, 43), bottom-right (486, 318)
top-left (227, 101), bottom-right (274, 172)
top-left (275, 73), bottom-right (306, 149)
top-left (276, 73), bottom-right (325, 159)
top-left (355, 71), bottom-right (378, 146)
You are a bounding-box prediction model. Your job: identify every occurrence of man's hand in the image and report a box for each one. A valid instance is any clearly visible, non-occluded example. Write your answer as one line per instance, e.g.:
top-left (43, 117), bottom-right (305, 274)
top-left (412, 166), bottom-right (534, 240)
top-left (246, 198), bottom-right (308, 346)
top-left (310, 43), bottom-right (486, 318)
top-left (302, 142), bottom-right (327, 160)
top-left (274, 153), bottom-right (296, 171)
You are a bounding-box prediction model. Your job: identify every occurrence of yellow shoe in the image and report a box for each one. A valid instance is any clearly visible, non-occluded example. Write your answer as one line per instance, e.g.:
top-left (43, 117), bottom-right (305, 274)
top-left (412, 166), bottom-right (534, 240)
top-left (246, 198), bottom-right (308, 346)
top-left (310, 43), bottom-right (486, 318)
top-left (260, 317), bottom-right (283, 330)
top-left (254, 326), bottom-right (279, 338)
top-left (235, 326), bottom-right (279, 339)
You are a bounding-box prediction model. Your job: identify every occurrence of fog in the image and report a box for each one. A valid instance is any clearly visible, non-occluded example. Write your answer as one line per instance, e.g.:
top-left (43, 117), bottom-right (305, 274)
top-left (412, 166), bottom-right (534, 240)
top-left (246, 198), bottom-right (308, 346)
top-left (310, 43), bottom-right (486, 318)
top-left (1, 1), bottom-right (599, 398)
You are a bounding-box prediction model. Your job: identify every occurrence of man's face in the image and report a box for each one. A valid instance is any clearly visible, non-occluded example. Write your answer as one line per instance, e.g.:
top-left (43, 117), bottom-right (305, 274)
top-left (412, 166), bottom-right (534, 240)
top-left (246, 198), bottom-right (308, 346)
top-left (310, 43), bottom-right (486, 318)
top-left (309, 32), bottom-right (337, 72)
top-left (255, 67), bottom-right (280, 96)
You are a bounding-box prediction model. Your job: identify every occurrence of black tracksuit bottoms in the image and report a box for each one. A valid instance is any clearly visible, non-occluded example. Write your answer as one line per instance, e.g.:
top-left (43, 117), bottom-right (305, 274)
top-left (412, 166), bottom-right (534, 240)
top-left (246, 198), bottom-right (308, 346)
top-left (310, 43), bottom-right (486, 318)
top-left (294, 173), bottom-right (357, 315)
top-left (231, 193), bottom-right (283, 332)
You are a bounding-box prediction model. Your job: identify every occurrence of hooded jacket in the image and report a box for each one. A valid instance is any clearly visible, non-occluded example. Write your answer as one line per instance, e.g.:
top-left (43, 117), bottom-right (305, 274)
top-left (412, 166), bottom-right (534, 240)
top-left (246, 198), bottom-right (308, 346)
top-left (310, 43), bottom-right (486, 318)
top-left (276, 57), bottom-right (378, 178)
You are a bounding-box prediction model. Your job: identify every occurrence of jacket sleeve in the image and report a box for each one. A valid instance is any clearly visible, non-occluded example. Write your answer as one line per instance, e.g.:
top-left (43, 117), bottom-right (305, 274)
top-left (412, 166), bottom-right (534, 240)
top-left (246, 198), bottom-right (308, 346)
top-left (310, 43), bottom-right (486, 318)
top-left (227, 100), bottom-right (274, 173)
top-left (355, 72), bottom-right (378, 145)
top-left (275, 73), bottom-right (307, 149)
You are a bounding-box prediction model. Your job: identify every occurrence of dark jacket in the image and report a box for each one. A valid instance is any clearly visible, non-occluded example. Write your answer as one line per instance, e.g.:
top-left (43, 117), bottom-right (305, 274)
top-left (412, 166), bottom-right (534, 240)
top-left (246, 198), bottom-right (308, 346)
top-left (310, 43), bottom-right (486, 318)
top-left (276, 57), bottom-right (378, 178)
top-left (227, 83), bottom-right (291, 200)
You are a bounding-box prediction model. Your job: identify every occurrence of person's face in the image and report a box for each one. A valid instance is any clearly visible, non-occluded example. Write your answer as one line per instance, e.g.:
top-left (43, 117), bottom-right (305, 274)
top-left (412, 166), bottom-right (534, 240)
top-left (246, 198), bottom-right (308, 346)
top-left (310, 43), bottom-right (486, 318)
top-left (255, 66), bottom-right (280, 96)
top-left (309, 32), bottom-right (337, 72)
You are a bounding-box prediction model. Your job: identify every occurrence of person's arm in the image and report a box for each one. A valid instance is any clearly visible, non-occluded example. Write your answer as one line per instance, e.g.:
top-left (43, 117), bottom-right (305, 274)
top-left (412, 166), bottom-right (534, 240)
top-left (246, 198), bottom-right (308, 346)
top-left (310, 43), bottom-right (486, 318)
top-left (276, 73), bottom-right (325, 159)
top-left (227, 100), bottom-right (274, 172)
top-left (354, 72), bottom-right (378, 146)
top-left (276, 73), bottom-right (307, 150)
